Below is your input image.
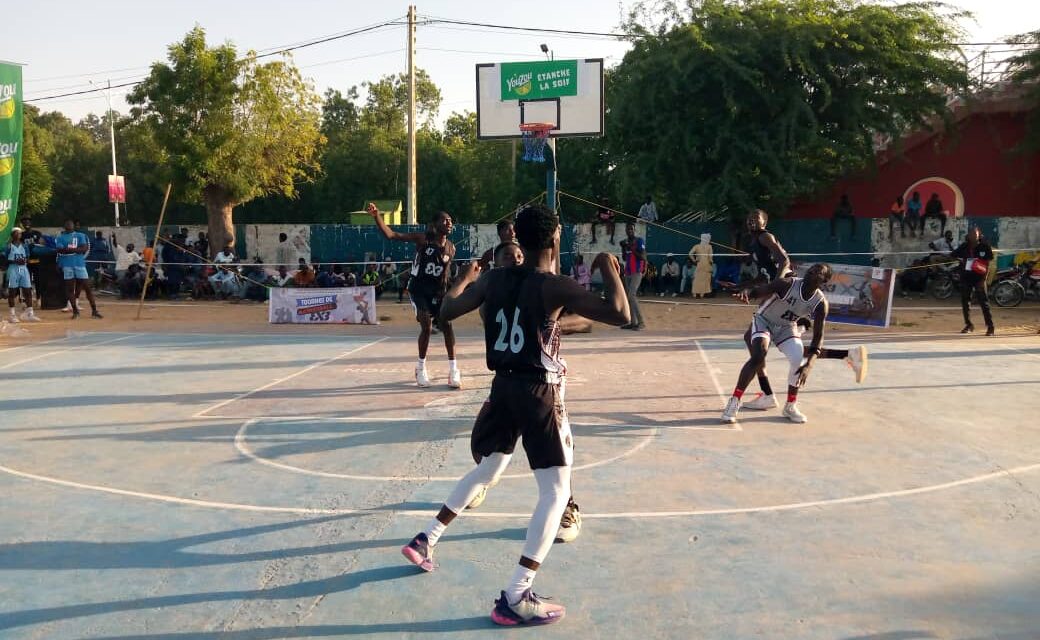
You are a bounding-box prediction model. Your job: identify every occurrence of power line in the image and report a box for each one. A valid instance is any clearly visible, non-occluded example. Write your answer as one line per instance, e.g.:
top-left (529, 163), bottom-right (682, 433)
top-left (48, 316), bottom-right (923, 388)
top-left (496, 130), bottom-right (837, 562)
top-left (24, 18), bottom-right (405, 103)
top-left (419, 15), bottom-right (640, 39)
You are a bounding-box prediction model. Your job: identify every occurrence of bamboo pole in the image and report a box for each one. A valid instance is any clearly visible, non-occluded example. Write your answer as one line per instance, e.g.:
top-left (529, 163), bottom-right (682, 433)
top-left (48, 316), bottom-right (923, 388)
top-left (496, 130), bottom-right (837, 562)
top-left (135, 183), bottom-right (172, 320)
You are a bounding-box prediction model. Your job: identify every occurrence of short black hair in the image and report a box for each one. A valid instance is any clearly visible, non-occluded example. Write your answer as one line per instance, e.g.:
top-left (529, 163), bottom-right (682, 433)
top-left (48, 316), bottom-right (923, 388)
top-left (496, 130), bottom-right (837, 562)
top-left (493, 241), bottom-right (520, 262)
top-left (496, 219), bottom-right (514, 233)
top-left (514, 204), bottom-right (559, 252)
top-left (279, 233), bottom-right (287, 242)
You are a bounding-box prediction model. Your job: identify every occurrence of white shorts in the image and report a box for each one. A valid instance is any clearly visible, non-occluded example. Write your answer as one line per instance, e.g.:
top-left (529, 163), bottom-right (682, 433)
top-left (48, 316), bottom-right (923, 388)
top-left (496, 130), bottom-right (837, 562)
top-left (749, 317), bottom-right (806, 387)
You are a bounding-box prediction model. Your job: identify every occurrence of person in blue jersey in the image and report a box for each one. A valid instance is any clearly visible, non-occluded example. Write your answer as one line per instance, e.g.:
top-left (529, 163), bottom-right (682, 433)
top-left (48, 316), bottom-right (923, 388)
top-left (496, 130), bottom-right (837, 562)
top-left (5, 228), bottom-right (41, 323)
top-left (55, 218), bottom-right (102, 319)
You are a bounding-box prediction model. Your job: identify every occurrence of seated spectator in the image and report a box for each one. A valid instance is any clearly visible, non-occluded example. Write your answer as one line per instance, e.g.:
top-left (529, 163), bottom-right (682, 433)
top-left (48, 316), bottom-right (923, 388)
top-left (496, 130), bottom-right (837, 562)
top-left (293, 260), bottom-right (315, 287)
top-left (112, 237), bottom-right (140, 281)
top-left (315, 264), bottom-right (340, 288)
top-left (210, 243), bottom-right (242, 298)
top-left (658, 254), bottom-right (680, 297)
top-left (273, 265), bottom-right (293, 287)
top-left (361, 263), bottom-right (383, 297)
top-left (922, 193), bottom-right (948, 234)
top-left (242, 260), bottom-right (270, 301)
top-left (888, 195), bottom-right (907, 240)
top-left (381, 258), bottom-right (398, 292)
top-left (571, 254), bottom-right (591, 290)
top-left (639, 261), bottom-right (657, 296)
top-left (330, 265), bottom-right (347, 286)
top-left (119, 263), bottom-right (145, 299)
top-left (193, 266), bottom-right (216, 299)
top-left (680, 257), bottom-right (695, 295)
top-left (929, 230), bottom-right (956, 257)
top-left (344, 267), bottom-right (358, 287)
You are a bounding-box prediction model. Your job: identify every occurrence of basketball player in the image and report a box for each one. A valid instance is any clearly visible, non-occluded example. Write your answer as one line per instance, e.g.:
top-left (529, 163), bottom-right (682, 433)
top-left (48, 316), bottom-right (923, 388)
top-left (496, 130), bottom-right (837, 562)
top-left (5, 229), bottom-right (41, 323)
top-left (744, 208), bottom-right (791, 284)
top-left (478, 220), bottom-right (517, 270)
top-left (721, 263), bottom-right (867, 424)
top-left (368, 203), bottom-right (460, 388)
top-left (400, 204), bottom-right (630, 626)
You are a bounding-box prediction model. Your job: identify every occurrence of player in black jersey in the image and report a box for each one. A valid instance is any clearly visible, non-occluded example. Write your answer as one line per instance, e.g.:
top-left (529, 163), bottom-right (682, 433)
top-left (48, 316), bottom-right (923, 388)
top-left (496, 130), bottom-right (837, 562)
top-left (744, 209), bottom-right (791, 285)
top-left (400, 204), bottom-right (630, 626)
top-left (368, 203), bottom-right (461, 388)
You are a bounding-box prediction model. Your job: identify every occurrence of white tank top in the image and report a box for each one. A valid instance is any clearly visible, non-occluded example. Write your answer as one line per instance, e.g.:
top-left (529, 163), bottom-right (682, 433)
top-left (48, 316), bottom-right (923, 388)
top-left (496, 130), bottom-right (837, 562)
top-left (754, 278), bottom-right (826, 325)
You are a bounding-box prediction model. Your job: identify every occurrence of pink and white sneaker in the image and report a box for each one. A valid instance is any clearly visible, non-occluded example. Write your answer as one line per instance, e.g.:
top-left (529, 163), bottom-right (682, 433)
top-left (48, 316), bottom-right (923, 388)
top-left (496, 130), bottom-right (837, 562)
top-left (491, 589), bottom-right (566, 626)
top-left (401, 533), bottom-right (436, 572)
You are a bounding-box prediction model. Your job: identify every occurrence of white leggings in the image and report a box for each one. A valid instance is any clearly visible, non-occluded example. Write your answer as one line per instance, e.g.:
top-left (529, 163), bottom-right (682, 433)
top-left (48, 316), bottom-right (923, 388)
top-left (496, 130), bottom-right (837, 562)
top-left (444, 453), bottom-right (571, 564)
top-left (774, 337), bottom-right (806, 388)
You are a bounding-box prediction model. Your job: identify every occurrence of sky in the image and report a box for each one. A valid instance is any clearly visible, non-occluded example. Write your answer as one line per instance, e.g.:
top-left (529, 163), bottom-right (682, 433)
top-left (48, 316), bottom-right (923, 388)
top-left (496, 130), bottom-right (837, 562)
top-left (6, 0), bottom-right (1036, 124)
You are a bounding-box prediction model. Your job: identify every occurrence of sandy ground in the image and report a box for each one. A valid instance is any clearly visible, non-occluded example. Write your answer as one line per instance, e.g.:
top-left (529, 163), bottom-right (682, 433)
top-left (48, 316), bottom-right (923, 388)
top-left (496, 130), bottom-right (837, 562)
top-left (2, 292), bottom-right (1038, 346)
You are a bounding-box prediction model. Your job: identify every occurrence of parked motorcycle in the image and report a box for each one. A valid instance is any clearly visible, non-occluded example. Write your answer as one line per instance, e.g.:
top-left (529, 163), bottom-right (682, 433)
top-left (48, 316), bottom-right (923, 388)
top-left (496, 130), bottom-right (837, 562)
top-left (992, 261), bottom-right (1040, 307)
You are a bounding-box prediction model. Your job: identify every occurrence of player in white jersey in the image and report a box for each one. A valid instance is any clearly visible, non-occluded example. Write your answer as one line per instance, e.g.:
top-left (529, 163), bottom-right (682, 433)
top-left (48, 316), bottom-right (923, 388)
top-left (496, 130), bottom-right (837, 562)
top-left (5, 229), bottom-right (41, 323)
top-left (721, 263), bottom-right (867, 424)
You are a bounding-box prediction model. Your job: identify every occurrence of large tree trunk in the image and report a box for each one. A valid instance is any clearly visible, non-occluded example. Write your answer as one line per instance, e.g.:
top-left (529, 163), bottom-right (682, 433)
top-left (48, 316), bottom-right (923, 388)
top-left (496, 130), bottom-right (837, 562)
top-left (203, 185), bottom-right (236, 259)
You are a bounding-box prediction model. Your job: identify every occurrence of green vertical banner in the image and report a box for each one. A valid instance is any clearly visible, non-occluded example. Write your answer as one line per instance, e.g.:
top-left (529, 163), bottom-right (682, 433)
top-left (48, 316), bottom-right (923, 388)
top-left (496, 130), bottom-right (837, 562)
top-left (0, 62), bottom-right (23, 246)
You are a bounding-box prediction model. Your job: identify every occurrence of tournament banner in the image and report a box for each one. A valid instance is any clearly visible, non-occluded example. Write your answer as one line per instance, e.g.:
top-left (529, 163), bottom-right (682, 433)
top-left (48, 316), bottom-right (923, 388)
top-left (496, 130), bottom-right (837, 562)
top-left (500, 59), bottom-right (579, 101)
top-left (269, 286), bottom-right (378, 325)
top-left (793, 262), bottom-right (896, 328)
top-left (0, 62), bottom-right (23, 247)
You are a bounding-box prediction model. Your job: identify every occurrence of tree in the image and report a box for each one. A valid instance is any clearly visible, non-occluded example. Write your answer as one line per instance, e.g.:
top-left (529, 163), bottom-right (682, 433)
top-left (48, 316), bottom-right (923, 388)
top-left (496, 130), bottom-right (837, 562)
top-left (361, 69), bottom-right (442, 134)
top-left (1006, 30), bottom-right (1040, 152)
top-left (321, 87), bottom-right (361, 143)
top-left (19, 108), bottom-right (53, 217)
top-left (613, 0), bottom-right (971, 219)
top-left (127, 26), bottom-right (324, 254)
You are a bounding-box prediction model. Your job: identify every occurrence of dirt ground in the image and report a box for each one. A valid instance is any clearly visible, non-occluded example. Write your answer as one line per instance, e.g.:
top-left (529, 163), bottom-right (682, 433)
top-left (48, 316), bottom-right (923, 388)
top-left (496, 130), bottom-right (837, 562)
top-left (3, 292), bottom-right (1038, 347)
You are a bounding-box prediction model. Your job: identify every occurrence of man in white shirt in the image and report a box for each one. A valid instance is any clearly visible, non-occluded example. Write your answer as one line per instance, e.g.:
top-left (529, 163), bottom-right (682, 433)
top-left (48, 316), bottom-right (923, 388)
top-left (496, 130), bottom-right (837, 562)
top-left (210, 243), bottom-right (242, 297)
top-left (112, 237), bottom-right (141, 281)
top-left (658, 254), bottom-right (680, 296)
top-left (637, 196), bottom-right (658, 223)
top-left (275, 233), bottom-right (294, 268)
top-left (929, 230), bottom-right (955, 254)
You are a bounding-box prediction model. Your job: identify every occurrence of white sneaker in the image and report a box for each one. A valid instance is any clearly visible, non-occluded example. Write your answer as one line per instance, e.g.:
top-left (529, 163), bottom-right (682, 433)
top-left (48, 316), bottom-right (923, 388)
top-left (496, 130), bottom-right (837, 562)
top-left (467, 485), bottom-right (488, 510)
top-left (783, 402), bottom-right (807, 424)
top-left (7, 313), bottom-right (18, 324)
top-left (61, 303), bottom-right (73, 312)
top-left (19, 310), bottom-right (41, 323)
top-left (555, 500), bottom-right (581, 543)
top-left (720, 396), bottom-right (741, 423)
top-left (415, 366), bottom-right (431, 388)
top-left (742, 393), bottom-right (778, 411)
top-left (448, 368), bottom-right (462, 389)
top-left (845, 345), bottom-right (868, 383)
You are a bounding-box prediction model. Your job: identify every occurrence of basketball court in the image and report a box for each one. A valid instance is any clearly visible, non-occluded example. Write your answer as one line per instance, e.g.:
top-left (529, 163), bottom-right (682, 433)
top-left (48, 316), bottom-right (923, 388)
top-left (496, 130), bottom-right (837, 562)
top-left (1, 326), bottom-right (1039, 639)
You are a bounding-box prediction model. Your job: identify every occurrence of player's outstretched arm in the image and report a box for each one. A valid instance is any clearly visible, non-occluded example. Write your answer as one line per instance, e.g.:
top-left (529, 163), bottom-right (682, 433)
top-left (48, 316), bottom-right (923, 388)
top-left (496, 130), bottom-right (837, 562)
top-left (796, 297), bottom-right (829, 387)
top-left (547, 253), bottom-right (630, 326)
top-left (761, 232), bottom-right (791, 277)
top-left (366, 203), bottom-right (427, 244)
top-left (734, 277), bottom-right (789, 304)
top-left (440, 260), bottom-right (485, 323)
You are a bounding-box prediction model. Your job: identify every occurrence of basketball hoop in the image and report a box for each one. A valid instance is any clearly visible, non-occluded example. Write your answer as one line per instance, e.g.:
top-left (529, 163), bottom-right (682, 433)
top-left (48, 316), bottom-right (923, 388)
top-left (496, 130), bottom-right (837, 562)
top-left (519, 122), bottom-right (554, 163)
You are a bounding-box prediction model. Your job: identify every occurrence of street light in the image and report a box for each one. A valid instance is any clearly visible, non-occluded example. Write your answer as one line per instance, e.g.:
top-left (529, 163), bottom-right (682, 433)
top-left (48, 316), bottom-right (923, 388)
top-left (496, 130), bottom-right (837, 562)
top-left (539, 43), bottom-right (552, 60)
top-left (90, 79), bottom-right (120, 227)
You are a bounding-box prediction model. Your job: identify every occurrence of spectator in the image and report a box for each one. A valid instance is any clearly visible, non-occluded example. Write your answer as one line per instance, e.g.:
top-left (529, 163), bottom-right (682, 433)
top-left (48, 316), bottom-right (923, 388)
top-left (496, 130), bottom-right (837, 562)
top-left (242, 260), bottom-right (270, 302)
top-left (192, 266), bottom-right (216, 299)
top-left (680, 257), bottom-right (695, 295)
top-left (275, 232), bottom-right (294, 268)
top-left (119, 263), bottom-right (145, 299)
top-left (690, 233), bottom-right (714, 298)
top-left (591, 197), bottom-right (616, 244)
top-left (196, 231), bottom-right (209, 257)
top-left (899, 257), bottom-right (930, 299)
top-left (571, 254), bottom-right (591, 290)
top-left (658, 254), bottom-right (680, 297)
top-left (951, 226), bottom-right (995, 335)
top-left (345, 268), bottom-right (358, 287)
top-left (293, 259), bottom-right (315, 287)
top-left (315, 264), bottom-right (335, 288)
top-left (830, 193), bottom-right (856, 239)
top-left (162, 234), bottom-right (187, 299)
top-left (273, 265), bottom-right (293, 287)
top-left (478, 220), bottom-right (516, 270)
top-left (87, 230), bottom-right (112, 278)
top-left (929, 229), bottom-right (956, 254)
top-left (906, 191), bottom-right (923, 236)
top-left (620, 222), bottom-right (647, 330)
top-left (923, 193), bottom-right (948, 234)
top-left (362, 263), bottom-right (383, 297)
top-left (381, 257), bottom-right (398, 293)
top-left (888, 195), bottom-right (907, 239)
top-left (141, 242), bottom-right (156, 267)
top-left (637, 195), bottom-right (658, 224)
top-left (210, 243), bottom-right (242, 298)
top-left (112, 237), bottom-right (140, 281)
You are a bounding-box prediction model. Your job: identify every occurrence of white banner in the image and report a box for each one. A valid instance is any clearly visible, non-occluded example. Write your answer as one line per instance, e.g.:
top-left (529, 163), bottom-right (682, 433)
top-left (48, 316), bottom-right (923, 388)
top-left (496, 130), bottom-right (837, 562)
top-left (268, 287), bottom-right (379, 325)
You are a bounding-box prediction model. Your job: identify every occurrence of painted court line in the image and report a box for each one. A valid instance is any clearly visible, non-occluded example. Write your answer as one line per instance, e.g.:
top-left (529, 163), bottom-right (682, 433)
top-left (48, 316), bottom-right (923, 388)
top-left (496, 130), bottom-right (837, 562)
top-left (997, 343), bottom-right (1040, 360)
top-left (0, 334), bottom-right (140, 371)
top-left (694, 338), bottom-right (740, 431)
top-left (192, 337), bottom-right (388, 418)
top-left (233, 417), bottom-right (659, 481)
top-left (2, 457), bottom-right (1038, 519)
top-left (0, 335), bottom-right (70, 354)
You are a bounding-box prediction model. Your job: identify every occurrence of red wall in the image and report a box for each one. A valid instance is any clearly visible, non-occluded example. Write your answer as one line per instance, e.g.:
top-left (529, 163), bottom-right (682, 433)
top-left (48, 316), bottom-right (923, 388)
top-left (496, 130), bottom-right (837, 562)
top-left (786, 111), bottom-right (1040, 219)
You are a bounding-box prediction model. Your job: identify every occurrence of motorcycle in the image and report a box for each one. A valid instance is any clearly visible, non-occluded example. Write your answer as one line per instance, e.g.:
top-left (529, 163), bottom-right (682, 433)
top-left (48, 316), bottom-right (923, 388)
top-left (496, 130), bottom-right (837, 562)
top-left (928, 260), bottom-right (961, 300)
top-left (991, 261), bottom-right (1040, 307)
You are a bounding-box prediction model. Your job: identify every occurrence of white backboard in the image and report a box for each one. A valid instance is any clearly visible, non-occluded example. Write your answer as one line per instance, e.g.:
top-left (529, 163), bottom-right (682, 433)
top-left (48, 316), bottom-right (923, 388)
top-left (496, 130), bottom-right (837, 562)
top-left (476, 58), bottom-right (604, 140)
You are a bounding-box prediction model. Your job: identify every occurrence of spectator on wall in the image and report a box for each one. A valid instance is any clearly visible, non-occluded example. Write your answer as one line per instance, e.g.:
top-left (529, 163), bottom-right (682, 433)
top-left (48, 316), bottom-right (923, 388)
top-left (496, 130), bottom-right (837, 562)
top-left (905, 191), bottom-right (923, 236)
top-left (888, 195), bottom-right (907, 240)
top-left (591, 197), bottom-right (616, 244)
top-left (923, 193), bottom-right (948, 234)
top-left (830, 194), bottom-right (856, 239)
top-left (638, 195), bottom-right (658, 224)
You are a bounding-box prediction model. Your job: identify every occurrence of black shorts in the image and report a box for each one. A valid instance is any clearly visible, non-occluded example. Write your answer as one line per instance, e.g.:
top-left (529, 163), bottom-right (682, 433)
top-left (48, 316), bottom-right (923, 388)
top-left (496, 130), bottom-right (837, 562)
top-left (408, 280), bottom-right (444, 319)
top-left (471, 373), bottom-right (573, 470)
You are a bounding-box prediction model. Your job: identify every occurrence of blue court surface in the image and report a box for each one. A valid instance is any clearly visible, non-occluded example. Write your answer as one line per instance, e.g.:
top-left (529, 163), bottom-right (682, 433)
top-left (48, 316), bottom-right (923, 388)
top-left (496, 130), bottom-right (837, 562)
top-left (1, 329), bottom-right (1039, 639)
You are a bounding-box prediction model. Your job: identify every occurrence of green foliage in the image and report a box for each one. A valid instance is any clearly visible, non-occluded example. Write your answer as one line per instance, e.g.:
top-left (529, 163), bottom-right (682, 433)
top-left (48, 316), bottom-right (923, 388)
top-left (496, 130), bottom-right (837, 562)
top-left (1006, 30), bottom-right (1040, 152)
top-left (361, 69), bottom-right (442, 134)
top-left (19, 108), bottom-right (53, 217)
top-left (613, 0), bottom-right (971, 219)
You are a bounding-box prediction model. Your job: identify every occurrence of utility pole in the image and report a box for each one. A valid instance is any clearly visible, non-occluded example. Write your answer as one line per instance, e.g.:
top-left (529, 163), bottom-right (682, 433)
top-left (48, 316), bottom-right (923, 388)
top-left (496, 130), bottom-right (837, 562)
top-left (406, 5), bottom-right (418, 225)
top-left (94, 79), bottom-right (120, 227)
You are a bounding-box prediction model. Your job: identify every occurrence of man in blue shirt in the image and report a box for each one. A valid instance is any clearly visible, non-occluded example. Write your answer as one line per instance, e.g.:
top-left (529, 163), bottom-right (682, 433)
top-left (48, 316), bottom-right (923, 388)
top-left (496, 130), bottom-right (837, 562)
top-left (56, 218), bottom-right (102, 319)
top-left (619, 222), bottom-right (647, 330)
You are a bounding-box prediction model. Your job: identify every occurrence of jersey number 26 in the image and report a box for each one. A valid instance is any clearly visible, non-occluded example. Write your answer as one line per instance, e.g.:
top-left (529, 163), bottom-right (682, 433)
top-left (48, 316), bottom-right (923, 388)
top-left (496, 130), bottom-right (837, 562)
top-left (493, 308), bottom-right (525, 353)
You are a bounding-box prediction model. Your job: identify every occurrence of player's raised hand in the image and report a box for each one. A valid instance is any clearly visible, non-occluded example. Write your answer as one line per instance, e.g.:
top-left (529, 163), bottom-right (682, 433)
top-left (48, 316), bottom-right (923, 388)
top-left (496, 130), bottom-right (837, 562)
top-left (458, 260), bottom-right (482, 283)
top-left (366, 202), bottom-right (379, 217)
top-left (591, 252), bottom-right (621, 277)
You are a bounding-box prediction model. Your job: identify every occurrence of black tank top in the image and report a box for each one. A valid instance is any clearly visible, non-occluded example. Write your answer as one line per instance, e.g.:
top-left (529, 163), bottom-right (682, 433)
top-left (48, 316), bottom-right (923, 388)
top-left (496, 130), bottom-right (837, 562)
top-left (481, 268), bottom-right (565, 376)
top-left (410, 240), bottom-right (451, 290)
top-left (748, 232), bottom-right (779, 281)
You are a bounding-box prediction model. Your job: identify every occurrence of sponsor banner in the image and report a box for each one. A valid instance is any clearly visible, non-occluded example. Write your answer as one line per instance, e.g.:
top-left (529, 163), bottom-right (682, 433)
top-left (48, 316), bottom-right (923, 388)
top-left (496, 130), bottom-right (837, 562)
top-left (108, 175), bottom-right (126, 203)
top-left (793, 262), bottom-right (896, 328)
top-left (0, 62), bottom-right (22, 247)
top-left (500, 59), bottom-right (579, 101)
top-left (269, 286), bottom-right (379, 325)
